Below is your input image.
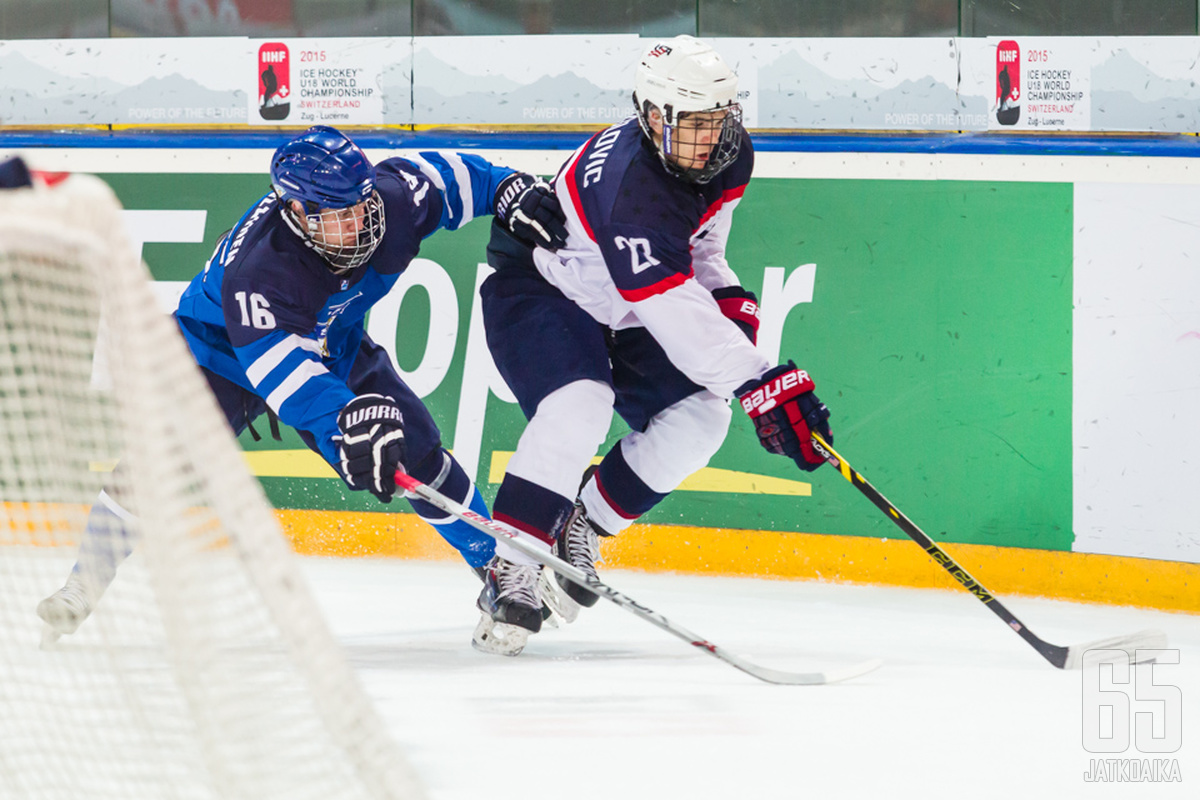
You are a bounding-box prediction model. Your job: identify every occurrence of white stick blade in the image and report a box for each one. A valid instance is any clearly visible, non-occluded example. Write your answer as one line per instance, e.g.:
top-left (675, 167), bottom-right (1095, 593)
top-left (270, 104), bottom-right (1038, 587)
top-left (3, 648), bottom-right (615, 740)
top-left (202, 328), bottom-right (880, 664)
top-left (740, 657), bottom-right (884, 686)
top-left (1062, 629), bottom-right (1169, 670)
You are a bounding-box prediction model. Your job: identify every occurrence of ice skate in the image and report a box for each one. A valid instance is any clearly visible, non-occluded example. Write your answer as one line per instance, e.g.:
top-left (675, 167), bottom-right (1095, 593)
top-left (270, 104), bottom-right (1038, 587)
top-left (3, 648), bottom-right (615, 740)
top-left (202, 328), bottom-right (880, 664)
top-left (36, 573), bottom-right (95, 646)
top-left (552, 500), bottom-right (610, 619)
top-left (473, 556), bottom-right (544, 656)
top-left (538, 567), bottom-right (580, 624)
top-left (472, 562), bottom-right (559, 628)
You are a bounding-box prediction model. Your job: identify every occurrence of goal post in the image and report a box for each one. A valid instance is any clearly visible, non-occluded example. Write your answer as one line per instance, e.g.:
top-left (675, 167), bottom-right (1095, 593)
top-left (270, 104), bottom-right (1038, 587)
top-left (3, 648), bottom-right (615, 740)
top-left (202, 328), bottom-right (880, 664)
top-left (0, 173), bottom-right (425, 800)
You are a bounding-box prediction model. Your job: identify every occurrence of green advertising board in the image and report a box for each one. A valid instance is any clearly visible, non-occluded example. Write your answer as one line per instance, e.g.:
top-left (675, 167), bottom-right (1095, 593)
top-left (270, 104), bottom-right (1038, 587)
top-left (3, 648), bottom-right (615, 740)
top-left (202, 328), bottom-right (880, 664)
top-left (101, 173), bottom-right (1073, 552)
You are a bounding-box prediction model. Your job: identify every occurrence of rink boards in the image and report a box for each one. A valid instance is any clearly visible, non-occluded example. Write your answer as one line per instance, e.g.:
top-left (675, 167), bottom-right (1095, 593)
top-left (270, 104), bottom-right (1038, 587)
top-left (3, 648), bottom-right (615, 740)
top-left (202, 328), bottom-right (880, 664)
top-left (2, 135), bottom-right (1197, 611)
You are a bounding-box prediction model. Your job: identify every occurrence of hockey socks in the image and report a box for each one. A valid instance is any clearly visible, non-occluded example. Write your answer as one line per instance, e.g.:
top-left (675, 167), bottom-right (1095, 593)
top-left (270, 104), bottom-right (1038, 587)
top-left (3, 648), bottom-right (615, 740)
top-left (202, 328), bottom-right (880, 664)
top-left (491, 473), bottom-right (573, 549)
top-left (405, 449), bottom-right (495, 568)
top-left (579, 442), bottom-right (667, 535)
top-left (72, 488), bottom-right (138, 595)
top-left (39, 488), bottom-right (137, 642)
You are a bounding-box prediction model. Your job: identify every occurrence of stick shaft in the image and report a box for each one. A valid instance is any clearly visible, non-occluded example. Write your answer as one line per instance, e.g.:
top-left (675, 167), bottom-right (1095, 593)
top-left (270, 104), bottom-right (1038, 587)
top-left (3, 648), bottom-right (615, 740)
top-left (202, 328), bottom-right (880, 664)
top-left (809, 433), bottom-right (1069, 667)
top-left (394, 469), bottom-right (879, 685)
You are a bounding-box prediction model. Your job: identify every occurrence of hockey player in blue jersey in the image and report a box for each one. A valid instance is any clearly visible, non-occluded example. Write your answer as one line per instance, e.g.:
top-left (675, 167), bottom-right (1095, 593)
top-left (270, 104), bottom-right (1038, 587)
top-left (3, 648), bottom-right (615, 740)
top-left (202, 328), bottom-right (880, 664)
top-left (473, 36), bottom-right (833, 655)
top-left (36, 125), bottom-right (567, 642)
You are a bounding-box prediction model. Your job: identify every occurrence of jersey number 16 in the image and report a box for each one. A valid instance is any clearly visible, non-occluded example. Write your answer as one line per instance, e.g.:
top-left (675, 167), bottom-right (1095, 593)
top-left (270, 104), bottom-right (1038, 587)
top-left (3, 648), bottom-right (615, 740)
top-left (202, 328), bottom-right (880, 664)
top-left (234, 291), bottom-right (277, 329)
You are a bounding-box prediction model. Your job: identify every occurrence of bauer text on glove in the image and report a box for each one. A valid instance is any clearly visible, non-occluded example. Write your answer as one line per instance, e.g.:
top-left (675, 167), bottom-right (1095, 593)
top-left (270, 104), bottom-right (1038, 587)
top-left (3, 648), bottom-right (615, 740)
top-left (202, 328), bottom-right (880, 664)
top-left (335, 394), bottom-right (406, 502)
top-left (735, 363), bottom-right (832, 472)
top-left (494, 172), bottom-right (568, 249)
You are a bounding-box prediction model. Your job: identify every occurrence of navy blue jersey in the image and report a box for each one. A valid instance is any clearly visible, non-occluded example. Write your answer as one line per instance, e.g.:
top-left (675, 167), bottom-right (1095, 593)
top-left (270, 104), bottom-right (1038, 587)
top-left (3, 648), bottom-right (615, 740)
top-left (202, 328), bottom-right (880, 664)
top-left (561, 115), bottom-right (753, 301)
top-left (534, 116), bottom-right (768, 398)
top-left (175, 152), bottom-right (511, 465)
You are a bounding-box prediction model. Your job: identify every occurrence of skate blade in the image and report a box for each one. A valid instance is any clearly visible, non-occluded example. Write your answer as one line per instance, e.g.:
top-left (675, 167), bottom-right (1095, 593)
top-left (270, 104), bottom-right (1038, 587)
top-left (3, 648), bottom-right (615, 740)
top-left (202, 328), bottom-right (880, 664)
top-left (39, 624), bottom-right (63, 650)
top-left (539, 571), bottom-right (580, 624)
top-left (471, 615), bottom-right (530, 657)
top-left (36, 597), bottom-right (86, 637)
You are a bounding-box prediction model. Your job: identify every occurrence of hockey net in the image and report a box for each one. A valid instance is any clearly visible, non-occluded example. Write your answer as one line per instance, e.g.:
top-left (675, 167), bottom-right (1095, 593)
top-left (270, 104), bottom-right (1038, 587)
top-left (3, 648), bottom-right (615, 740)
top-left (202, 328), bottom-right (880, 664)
top-left (0, 174), bottom-right (424, 800)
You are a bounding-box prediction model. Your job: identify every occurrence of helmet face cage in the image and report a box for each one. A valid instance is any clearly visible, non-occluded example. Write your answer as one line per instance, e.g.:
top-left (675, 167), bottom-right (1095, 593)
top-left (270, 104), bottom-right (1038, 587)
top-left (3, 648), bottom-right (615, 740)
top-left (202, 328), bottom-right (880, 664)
top-left (271, 125), bottom-right (387, 272)
top-left (290, 190), bottom-right (387, 274)
top-left (651, 102), bottom-right (743, 184)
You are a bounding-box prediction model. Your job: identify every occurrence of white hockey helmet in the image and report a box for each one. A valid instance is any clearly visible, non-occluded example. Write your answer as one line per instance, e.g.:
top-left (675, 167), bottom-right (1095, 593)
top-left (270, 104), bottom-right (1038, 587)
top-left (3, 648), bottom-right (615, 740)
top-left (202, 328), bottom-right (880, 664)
top-left (633, 35), bottom-right (743, 183)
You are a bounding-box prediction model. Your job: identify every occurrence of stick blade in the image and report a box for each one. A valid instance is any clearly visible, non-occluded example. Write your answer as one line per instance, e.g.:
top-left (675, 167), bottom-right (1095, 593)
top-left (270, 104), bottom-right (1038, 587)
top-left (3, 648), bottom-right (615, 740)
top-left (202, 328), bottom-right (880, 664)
top-left (1061, 629), bottom-right (1169, 670)
top-left (734, 657), bottom-right (884, 686)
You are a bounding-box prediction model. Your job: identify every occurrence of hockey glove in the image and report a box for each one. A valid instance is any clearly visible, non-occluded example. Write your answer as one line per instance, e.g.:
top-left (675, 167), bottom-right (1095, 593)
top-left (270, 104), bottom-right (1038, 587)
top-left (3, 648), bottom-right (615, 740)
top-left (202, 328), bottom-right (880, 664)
top-left (735, 362), bottom-right (832, 473)
top-left (494, 172), bottom-right (568, 250)
top-left (712, 285), bottom-right (761, 344)
top-left (335, 394), bottom-right (406, 503)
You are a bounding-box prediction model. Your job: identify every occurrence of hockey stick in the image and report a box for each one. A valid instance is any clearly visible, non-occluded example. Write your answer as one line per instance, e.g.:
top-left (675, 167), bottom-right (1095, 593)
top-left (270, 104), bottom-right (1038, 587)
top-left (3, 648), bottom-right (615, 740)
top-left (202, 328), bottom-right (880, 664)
top-left (394, 470), bottom-right (881, 686)
top-left (809, 432), bottom-right (1167, 669)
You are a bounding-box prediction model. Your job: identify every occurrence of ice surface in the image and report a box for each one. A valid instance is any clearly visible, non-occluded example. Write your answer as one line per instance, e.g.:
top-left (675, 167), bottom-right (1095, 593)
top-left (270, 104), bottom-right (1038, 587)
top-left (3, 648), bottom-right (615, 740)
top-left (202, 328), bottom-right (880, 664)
top-left (303, 558), bottom-right (1200, 800)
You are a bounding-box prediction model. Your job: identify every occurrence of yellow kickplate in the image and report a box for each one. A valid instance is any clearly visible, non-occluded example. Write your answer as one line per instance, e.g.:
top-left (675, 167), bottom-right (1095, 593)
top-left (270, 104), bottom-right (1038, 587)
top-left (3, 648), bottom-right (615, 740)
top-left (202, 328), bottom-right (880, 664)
top-left (487, 451), bottom-right (810, 496)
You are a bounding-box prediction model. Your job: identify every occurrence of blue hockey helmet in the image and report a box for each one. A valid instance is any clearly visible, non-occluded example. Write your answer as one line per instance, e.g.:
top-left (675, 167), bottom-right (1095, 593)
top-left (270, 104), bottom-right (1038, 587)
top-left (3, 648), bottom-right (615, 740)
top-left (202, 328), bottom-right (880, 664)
top-left (271, 125), bottom-right (376, 210)
top-left (271, 126), bottom-right (386, 272)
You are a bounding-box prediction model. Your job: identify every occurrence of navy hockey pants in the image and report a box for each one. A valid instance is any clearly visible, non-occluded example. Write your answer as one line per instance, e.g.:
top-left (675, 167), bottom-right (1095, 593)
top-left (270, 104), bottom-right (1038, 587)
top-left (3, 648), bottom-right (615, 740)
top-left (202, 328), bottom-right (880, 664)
top-left (481, 232), bottom-right (705, 432)
top-left (202, 333), bottom-right (443, 474)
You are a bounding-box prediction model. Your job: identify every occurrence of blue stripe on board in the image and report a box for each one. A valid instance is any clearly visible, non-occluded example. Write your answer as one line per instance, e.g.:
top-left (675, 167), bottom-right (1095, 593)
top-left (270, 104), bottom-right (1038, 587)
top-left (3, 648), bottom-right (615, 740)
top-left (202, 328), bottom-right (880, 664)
top-left (2, 129), bottom-right (1199, 157)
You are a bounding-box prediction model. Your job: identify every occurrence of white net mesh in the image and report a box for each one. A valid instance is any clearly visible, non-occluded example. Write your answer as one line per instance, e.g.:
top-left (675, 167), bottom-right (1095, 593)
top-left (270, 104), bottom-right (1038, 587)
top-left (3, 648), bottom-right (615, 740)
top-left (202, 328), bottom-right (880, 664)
top-left (0, 174), bottom-right (424, 800)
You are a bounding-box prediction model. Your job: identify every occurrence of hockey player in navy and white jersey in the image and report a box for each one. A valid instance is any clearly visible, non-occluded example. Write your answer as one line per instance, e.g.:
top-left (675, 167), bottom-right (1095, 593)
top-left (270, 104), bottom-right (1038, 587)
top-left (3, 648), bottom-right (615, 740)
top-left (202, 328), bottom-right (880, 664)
top-left (36, 125), bottom-right (568, 642)
top-left (472, 36), bottom-right (833, 655)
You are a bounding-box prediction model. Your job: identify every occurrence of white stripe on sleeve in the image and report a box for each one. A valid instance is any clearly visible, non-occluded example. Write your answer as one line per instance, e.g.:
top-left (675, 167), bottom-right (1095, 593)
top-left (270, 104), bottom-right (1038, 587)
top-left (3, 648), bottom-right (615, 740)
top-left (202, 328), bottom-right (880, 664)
top-left (440, 152), bottom-right (475, 227)
top-left (265, 359), bottom-right (330, 412)
top-left (407, 154), bottom-right (451, 221)
top-left (245, 334), bottom-right (324, 387)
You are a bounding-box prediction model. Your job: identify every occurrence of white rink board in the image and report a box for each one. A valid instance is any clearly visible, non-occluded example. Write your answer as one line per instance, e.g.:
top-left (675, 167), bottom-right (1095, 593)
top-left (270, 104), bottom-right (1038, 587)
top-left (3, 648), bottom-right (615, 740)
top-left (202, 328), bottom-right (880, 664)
top-left (1073, 183), bottom-right (1200, 562)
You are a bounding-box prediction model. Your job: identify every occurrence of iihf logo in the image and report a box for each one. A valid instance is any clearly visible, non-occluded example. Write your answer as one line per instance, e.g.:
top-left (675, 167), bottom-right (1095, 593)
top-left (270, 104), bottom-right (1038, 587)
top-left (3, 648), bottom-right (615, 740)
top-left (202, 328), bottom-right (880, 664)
top-left (258, 42), bottom-right (291, 121)
top-left (995, 40), bottom-right (1021, 126)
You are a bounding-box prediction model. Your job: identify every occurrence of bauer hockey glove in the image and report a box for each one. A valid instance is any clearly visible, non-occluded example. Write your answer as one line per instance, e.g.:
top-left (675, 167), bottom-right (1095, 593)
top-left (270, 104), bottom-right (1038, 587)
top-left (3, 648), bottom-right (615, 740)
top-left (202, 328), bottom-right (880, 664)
top-left (494, 172), bottom-right (568, 250)
top-left (712, 285), bottom-right (761, 344)
top-left (735, 363), bottom-right (832, 472)
top-left (335, 394), bottom-right (406, 503)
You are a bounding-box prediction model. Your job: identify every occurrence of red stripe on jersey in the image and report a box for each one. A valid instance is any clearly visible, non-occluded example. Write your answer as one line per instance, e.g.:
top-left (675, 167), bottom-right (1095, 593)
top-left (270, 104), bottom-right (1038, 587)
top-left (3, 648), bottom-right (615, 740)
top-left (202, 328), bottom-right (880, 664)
top-left (695, 184), bottom-right (747, 233)
top-left (562, 133), bottom-right (602, 243)
top-left (616, 268), bottom-right (694, 303)
top-left (493, 511), bottom-right (557, 545)
top-left (32, 171), bottom-right (71, 187)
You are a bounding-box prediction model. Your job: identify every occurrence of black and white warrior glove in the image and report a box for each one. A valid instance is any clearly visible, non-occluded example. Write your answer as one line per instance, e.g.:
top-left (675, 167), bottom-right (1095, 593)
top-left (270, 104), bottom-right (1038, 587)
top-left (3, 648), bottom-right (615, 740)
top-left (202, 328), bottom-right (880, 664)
top-left (735, 362), bottom-right (833, 472)
top-left (494, 172), bottom-right (568, 250)
top-left (335, 394), bottom-right (405, 503)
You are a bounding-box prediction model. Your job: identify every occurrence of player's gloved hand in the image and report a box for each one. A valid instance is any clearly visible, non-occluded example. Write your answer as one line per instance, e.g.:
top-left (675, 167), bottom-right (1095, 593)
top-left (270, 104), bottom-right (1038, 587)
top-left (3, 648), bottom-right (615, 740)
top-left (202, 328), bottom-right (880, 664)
top-left (0, 156), bottom-right (33, 189)
top-left (494, 172), bottom-right (568, 250)
top-left (712, 285), bottom-right (760, 344)
top-left (735, 362), bottom-right (832, 472)
top-left (335, 393), bottom-right (406, 503)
